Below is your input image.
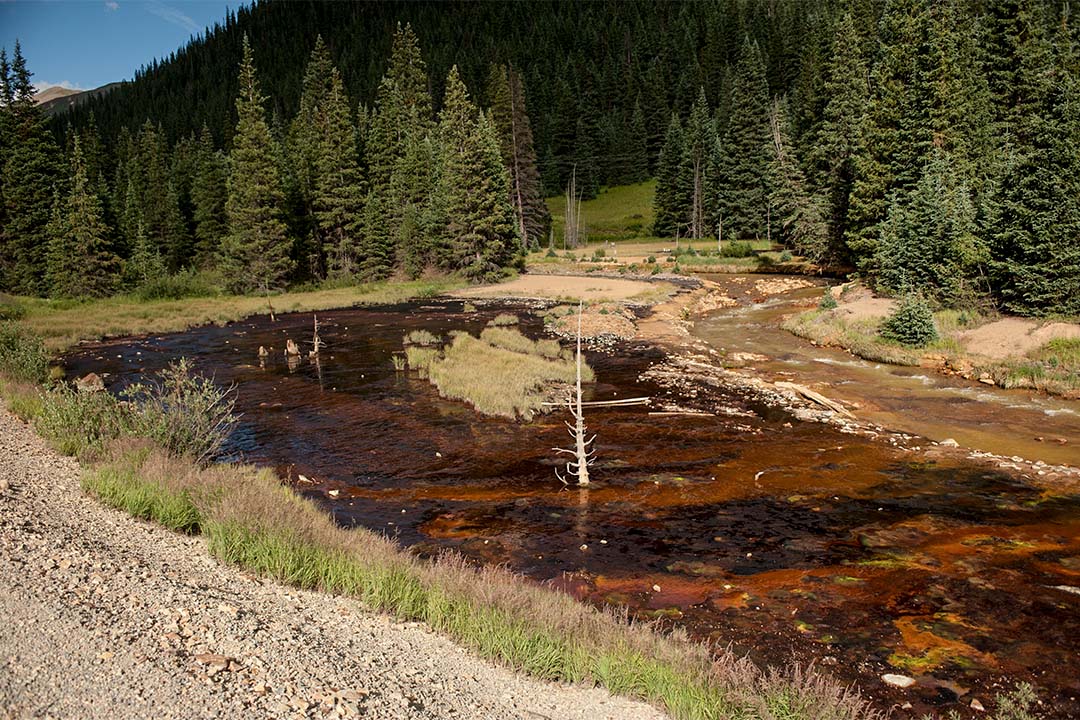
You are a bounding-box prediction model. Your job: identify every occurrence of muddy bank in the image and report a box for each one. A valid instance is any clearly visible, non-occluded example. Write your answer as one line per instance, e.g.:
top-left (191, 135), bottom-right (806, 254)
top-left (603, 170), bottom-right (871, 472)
top-left (61, 295), bottom-right (1080, 719)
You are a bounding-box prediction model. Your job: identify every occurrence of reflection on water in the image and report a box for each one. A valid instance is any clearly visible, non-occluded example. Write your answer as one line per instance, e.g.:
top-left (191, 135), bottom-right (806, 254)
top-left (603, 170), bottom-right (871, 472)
top-left (64, 298), bottom-right (1080, 718)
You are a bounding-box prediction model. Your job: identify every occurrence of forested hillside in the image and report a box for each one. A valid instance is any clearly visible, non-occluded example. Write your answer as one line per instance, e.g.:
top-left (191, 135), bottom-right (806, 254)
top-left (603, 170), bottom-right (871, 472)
top-left (1, 0), bottom-right (1078, 316)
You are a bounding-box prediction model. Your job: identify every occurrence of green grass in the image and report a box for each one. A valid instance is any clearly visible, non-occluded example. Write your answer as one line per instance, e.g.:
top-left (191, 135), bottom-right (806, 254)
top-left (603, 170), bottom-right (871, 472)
top-left (987, 337), bottom-right (1080, 396)
top-left (13, 277), bottom-right (465, 352)
top-left (547, 180), bottom-right (658, 246)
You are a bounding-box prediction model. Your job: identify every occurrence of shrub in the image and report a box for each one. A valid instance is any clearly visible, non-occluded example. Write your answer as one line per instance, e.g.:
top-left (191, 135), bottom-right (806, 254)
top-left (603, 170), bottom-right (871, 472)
top-left (36, 385), bottom-right (132, 457)
top-left (0, 322), bottom-right (49, 384)
top-left (819, 293), bottom-right (838, 311)
top-left (545, 247), bottom-right (557, 258)
top-left (0, 295), bottom-right (26, 320)
top-left (404, 329), bottom-right (441, 346)
top-left (646, 255), bottom-right (656, 264)
top-left (719, 241), bottom-right (754, 258)
top-left (650, 264), bottom-right (661, 275)
top-left (121, 358), bottom-right (238, 464)
top-left (780, 250), bottom-right (793, 262)
top-left (880, 295), bottom-right (938, 347)
top-left (593, 248), bottom-right (607, 259)
top-left (135, 268), bottom-right (221, 301)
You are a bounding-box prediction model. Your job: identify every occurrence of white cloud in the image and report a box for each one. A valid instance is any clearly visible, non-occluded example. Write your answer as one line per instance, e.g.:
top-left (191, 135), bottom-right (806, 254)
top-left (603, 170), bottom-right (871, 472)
top-left (104, 1), bottom-right (119, 11)
top-left (145, 0), bottom-right (199, 32)
top-left (33, 80), bottom-right (88, 93)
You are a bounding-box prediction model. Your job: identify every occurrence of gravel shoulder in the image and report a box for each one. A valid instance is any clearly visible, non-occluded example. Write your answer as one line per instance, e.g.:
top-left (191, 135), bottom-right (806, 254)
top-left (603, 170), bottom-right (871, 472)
top-left (0, 404), bottom-right (668, 720)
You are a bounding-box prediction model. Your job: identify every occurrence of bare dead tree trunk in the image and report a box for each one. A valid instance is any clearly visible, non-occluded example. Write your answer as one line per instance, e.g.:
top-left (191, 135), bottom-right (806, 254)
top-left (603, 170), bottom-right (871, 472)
top-left (564, 166), bottom-right (582, 250)
top-left (263, 281), bottom-right (276, 322)
top-left (554, 302), bottom-right (595, 486)
top-left (310, 314), bottom-right (324, 358)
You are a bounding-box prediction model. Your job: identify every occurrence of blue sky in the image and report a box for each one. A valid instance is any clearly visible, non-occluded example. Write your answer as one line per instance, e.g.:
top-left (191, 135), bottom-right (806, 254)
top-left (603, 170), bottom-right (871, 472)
top-left (1, 0), bottom-right (238, 92)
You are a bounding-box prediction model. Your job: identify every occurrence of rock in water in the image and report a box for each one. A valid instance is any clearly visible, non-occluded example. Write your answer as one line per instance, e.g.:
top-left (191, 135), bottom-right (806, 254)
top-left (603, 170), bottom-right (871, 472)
top-left (75, 372), bottom-right (105, 393)
top-left (882, 673), bottom-right (916, 689)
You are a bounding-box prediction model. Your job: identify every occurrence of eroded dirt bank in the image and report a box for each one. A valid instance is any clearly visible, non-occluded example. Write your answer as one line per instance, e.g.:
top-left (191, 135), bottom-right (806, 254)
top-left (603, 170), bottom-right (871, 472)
top-left (0, 405), bottom-right (667, 720)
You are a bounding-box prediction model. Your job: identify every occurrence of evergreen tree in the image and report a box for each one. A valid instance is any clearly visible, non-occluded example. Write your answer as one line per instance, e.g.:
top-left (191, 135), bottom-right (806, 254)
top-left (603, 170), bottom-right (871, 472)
top-left (314, 67), bottom-right (365, 279)
top-left (437, 67), bottom-right (516, 280)
top-left (715, 36), bottom-right (772, 239)
top-left (768, 98), bottom-right (828, 259)
top-left (876, 148), bottom-right (983, 302)
top-left (625, 98), bottom-right (650, 184)
top-left (359, 189), bottom-right (394, 279)
top-left (652, 114), bottom-right (688, 237)
top-left (191, 125), bottom-right (227, 267)
top-left (987, 17), bottom-right (1080, 315)
top-left (1, 41), bottom-right (63, 295)
top-left (684, 89), bottom-right (712, 238)
top-left (221, 36), bottom-right (293, 294)
top-left (813, 12), bottom-right (868, 263)
top-left (46, 138), bottom-right (119, 298)
top-left (486, 63), bottom-right (551, 250)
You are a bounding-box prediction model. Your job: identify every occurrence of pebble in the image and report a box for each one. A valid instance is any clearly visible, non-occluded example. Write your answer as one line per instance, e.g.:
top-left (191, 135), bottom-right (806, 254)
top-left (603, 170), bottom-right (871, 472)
top-left (882, 673), bottom-right (916, 689)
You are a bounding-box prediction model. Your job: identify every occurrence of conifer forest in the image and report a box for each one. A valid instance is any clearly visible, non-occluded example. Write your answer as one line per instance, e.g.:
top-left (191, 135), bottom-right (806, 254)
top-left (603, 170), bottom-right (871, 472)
top-left (1, 0), bottom-right (1078, 316)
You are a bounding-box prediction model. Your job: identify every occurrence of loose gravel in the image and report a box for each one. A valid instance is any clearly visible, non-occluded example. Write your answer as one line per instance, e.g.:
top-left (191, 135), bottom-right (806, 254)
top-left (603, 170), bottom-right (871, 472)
top-left (0, 405), bottom-right (668, 720)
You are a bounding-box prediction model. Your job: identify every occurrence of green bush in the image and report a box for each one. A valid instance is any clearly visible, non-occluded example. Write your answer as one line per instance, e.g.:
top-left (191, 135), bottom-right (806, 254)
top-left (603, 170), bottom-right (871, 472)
top-left (780, 250), bottom-right (793, 262)
top-left (719, 241), bottom-right (754, 258)
top-left (122, 358), bottom-right (238, 464)
top-left (136, 269), bottom-right (221, 301)
top-left (545, 247), bottom-right (557, 258)
top-left (36, 385), bottom-right (132, 457)
top-left (593, 248), bottom-right (607, 259)
top-left (0, 295), bottom-right (26, 321)
top-left (0, 322), bottom-right (49, 384)
top-left (880, 295), bottom-right (938, 347)
top-left (646, 255), bottom-right (656, 264)
top-left (819, 293), bottom-right (838, 311)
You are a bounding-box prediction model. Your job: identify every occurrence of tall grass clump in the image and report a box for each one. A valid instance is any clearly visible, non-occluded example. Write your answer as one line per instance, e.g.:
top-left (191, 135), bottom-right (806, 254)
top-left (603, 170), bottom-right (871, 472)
top-left (405, 346), bottom-right (440, 376)
top-left (480, 327), bottom-right (563, 359)
top-left (404, 329), bottom-right (441, 346)
top-left (489, 313), bottom-right (519, 326)
top-left (0, 321), bottom-right (49, 383)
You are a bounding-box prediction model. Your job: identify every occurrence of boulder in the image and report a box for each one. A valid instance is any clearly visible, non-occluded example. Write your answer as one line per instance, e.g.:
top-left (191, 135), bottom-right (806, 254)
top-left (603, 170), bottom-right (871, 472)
top-left (75, 372), bottom-right (105, 393)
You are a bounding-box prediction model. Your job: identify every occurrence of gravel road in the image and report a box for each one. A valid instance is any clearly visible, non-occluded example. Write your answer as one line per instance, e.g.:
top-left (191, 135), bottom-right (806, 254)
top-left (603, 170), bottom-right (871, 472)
top-left (0, 404), bottom-right (668, 720)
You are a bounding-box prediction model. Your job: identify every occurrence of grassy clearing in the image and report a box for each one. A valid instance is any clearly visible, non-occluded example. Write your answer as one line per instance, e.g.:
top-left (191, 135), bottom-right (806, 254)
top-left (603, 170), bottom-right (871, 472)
top-left (13, 277), bottom-right (463, 352)
top-left (987, 337), bottom-right (1080, 396)
top-left (547, 180), bottom-right (658, 246)
top-left (417, 328), bottom-right (589, 419)
top-left (782, 310), bottom-right (923, 365)
top-left (75, 442), bottom-right (882, 720)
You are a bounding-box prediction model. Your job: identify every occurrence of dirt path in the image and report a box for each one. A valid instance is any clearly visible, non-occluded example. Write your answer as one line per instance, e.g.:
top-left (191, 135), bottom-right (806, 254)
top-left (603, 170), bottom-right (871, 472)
top-left (0, 405), bottom-right (668, 720)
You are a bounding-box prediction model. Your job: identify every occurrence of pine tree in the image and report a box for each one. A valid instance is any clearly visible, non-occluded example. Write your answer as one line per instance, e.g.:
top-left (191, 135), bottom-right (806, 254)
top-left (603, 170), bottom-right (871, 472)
top-left (715, 36), bottom-right (773, 239)
top-left (1, 41), bottom-right (63, 295)
top-left (289, 36), bottom-right (335, 207)
top-left (191, 125), bottom-right (227, 267)
top-left (987, 16), bottom-right (1080, 315)
top-left (814, 12), bottom-right (869, 263)
top-left (625, 98), bottom-right (650, 185)
top-left (314, 67), bottom-right (365, 279)
top-left (486, 64), bottom-right (551, 250)
top-left (876, 148), bottom-right (982, 302)
top-left (684, 89), bottom-right (712, 238)
top-left (768, 98), bottom-right (828, 260)
top-left (221, 36), bottom-right (293, 294)
top-left (437, 67), bottom-right (516, 280)
top-left (46, 138), bottom-right (119, 298)
top-left (652, 114), bottom-right (688, 237)
top-left (359, 189), bottom-right (393, 279)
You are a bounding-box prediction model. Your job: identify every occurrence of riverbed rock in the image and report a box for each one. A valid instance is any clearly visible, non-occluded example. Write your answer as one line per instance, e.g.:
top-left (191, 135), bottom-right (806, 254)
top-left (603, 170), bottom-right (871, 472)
top-left (940, 438), bottom-right (959, 447)
top-left (75, 372), bottom-right (105, 393)
top-left (882, 674), bottom-right (916, 689)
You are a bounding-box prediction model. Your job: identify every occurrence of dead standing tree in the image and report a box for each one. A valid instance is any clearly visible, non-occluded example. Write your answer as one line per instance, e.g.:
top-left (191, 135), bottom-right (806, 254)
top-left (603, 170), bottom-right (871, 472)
top-left (554, 302), bottom-right (595, 486)
top-left (564, 166), bottom-right (583, 250)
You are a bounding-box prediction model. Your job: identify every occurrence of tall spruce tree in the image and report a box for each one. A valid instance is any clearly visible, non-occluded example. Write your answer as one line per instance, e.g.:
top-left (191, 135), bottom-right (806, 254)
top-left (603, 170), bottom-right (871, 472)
top-left (768, 98), bottom-right (828, 259)
top-left (684, 89), bottom-right (712, 238)
top-left (1, 41), bottom-right (63, 295)
top-left (715, 36), bottom-right (773, 239)
top-left (221, 35), bottom-right (293, 294)
top-left (486, 63), bottom-right (551, 250)
top-left (46, 137), bottom-right (119, 298)
top-left (652, 114), bottom-right (688, 237)
top-left (437, 67), bottom-right (516, 280)
top-left (191, 125), bottom-right (227, 267)
top-left (314, 67), bottom-right (365, 279)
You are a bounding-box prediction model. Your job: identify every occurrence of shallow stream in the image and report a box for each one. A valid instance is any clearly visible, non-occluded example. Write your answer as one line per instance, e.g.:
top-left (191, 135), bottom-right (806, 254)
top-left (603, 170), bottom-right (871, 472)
top-left (64, 292), bottom-right (1080, 718)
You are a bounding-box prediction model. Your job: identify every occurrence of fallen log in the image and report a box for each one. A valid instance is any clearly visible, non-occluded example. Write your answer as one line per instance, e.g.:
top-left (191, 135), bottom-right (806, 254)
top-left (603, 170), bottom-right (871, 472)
top-left (774, 381), bottom-right (855, 418)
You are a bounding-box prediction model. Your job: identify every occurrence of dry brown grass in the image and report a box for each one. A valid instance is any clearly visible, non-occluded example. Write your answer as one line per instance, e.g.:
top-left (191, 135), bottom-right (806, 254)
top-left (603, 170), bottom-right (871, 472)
top-left (424, 330), bottom-right (592, 419)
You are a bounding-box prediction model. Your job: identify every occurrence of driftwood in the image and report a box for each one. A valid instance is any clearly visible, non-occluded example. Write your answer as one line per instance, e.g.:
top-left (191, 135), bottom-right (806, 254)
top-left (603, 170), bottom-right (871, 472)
top-left (309, 315), bottom-right (324, 358)
top-left (774, 381), bottom-right (854, 418)
top-left (285, 339), bottom-right (301, 357)
top-left (542, 396), bottom-right (649, 408)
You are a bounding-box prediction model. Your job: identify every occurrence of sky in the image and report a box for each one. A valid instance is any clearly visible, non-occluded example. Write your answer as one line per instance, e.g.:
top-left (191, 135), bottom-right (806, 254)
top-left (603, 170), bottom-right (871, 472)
top-left (1, 0), bottom-right (238, 92)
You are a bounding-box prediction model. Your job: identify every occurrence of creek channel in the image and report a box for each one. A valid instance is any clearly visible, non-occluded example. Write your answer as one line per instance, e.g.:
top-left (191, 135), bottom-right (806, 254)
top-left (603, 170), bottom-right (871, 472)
top-left (63, 294), bottom-right (1080, 718)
